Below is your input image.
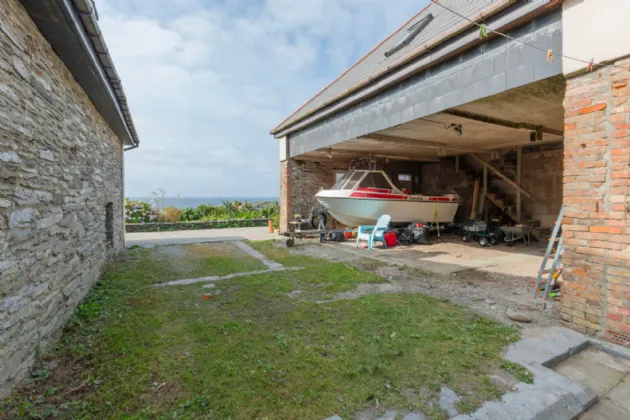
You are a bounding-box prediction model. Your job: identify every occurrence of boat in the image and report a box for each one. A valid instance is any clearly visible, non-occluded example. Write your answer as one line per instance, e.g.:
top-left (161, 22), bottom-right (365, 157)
top-left (315, 169), bottom-right (460, 227)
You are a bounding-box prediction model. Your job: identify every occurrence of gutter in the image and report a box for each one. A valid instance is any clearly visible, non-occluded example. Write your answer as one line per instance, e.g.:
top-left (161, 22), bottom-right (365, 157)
top-left (272, 0), bottom-right (561, 138)
top-left (61, 0), bottom-right (139, 147)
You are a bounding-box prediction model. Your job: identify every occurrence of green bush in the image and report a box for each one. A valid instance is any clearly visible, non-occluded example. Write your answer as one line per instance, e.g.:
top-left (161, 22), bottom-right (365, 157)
top-left (180, 201), bottom-right (279, 222)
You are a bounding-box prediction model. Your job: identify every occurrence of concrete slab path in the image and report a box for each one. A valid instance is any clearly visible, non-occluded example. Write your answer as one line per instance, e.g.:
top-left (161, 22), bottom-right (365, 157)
top-left (338, 239), bottom-right (546, 277)
top-left (126, 226), bottom-right (277, 247)
top-left (554, 348), bottom-right (630, 419)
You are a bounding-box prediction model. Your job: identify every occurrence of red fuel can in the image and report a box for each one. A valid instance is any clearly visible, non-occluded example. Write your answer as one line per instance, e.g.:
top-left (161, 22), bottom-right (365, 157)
top-left (383, 231), bottom-right (397, 248)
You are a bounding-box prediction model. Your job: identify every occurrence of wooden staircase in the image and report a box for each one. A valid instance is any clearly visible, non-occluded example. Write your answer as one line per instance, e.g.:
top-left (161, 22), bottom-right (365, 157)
top-left (461, 153), bottom-right (542, 231)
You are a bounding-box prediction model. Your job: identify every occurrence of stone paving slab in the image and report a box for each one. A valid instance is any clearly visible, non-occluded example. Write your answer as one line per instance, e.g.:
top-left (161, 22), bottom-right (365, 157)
top-left (554, 351), bottom-right (625, 396)
top-left (606, 378), bottom-right (630, 411)
top-left (581, 399), bottom-right (630, 420)
top-left (506, 326), bottom-right (588, 367)
top-left (455, 327), bottom-right (596, 420)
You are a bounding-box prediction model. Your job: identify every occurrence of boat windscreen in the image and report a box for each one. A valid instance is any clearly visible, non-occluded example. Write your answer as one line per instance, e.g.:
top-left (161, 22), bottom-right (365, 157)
top-left (342, 171), bottom-right (366, 190)
top-left (331, 172), bottom-right (352, 190)
top-left (359, 172), bottom-right (393, 190)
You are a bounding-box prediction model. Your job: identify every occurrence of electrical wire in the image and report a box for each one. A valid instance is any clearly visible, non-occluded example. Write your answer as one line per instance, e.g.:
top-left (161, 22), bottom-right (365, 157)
top-left (431, 0), bottom-right (630, 221)
top-left (430, 0), bottom-right (630, 71)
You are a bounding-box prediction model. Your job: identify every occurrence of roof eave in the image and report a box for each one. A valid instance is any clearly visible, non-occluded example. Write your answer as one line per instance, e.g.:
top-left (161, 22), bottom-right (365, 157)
top-left (271, 0), bottom-right (559, 138)
top-left (22, 0), bottom-right (139, 147)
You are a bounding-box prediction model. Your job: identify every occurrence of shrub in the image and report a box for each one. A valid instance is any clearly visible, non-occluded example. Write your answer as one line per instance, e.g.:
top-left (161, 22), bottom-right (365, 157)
top-left (161, 206), bottom-right (182, 222)
top-left (179, 201), bottom-right (279, 222)
top-left (124, 199), bottom-right (157, 223)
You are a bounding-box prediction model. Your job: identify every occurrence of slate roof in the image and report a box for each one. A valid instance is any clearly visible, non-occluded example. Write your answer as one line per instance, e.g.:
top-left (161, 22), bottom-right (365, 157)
top-left (271, 0), bottom-right (502, 135)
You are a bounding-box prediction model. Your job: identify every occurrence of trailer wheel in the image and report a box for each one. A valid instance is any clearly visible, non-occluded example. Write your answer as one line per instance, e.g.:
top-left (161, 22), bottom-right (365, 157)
top-left (506, 240), bottom-right (516, 247)
top-left (286, 238), bottom-right (295, 247)
top-left (310, 212), bottom-right (328, 230)
top-left (462, 235), bottom-right (470, 243)
top-left (489, 236), bottom-right (498, 245)
top-left (479, 237), bottom-right (489, 247)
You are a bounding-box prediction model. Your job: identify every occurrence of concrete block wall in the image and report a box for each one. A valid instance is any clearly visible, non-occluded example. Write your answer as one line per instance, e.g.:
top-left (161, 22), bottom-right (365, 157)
top-left (288, 7), bottom-right (562, 157)
top-left (0, 0), bottom-right (125, 397)
top-left (561, 57), bottom-right (630, 345)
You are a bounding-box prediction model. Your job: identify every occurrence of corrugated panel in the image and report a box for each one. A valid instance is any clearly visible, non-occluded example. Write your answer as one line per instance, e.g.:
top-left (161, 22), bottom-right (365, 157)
top-left (275, 0), bottom-right (498, 132)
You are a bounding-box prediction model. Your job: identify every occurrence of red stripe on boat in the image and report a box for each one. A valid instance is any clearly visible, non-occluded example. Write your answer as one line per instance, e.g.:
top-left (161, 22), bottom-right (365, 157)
top-left (350, 192), bottom-right (408, 200)
top-left (356, 187), bottom-right (392, 193)
top-left (428, 197), bottom-right (452, 202)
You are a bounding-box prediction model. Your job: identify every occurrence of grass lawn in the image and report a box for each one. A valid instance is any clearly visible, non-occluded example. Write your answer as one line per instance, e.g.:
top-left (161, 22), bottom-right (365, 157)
top-left (3, 241), bottom-right (524, 419)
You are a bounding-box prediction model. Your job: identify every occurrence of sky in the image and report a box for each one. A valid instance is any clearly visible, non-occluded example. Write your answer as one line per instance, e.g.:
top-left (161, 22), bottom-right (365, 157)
top-left (98, 0), bottom-right (427, 198)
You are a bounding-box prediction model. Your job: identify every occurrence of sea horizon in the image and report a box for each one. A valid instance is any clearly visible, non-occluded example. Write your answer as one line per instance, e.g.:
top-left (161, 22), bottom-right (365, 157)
top-left (127, 196), bottom-right (279, 210)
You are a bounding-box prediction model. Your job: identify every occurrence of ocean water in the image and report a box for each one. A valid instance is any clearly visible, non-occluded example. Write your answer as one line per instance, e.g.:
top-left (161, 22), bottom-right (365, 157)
top-left (127, 197), bottom-right (278, 210)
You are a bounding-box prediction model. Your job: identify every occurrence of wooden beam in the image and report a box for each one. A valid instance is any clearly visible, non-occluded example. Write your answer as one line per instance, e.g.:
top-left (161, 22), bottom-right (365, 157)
top-left (442, 109), bottom-right (564, 137)
top-left (516, 146), bottom-right (522, 222)
top-left (362, 133), bottom-right (476, 153)
top-left (480, 137), bottom-right (563, 150)
top-left (312, 148), bottom-right (440, 162)
top-left (470, 153), bottom-right (532, 198)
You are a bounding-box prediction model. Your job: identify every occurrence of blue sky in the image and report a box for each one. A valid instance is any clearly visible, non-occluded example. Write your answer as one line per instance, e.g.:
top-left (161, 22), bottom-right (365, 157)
top-left (98, 0), bottom-right (427, 197)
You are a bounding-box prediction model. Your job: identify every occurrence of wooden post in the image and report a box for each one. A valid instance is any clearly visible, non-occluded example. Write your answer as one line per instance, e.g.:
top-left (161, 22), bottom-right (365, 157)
top-left (480, 166), bottom-right (488, 217)
top-left (483, 166), bottom-right (488, 194)
top-left (471, 180), bottom-right (479, 219)
top-left (516, 146), bottom-right (522, 223)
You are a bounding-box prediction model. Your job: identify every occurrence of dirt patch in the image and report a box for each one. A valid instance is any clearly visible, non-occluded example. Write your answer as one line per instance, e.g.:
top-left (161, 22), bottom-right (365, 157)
top-left (286, 242), bottom-right (560, 328)
top-left (182, 242), bottom-right (243, 259)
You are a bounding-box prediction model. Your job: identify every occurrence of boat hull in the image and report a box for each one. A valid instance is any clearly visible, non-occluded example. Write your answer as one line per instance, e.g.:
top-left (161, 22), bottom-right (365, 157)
top-left (316, 193), bottom-right (459, 227)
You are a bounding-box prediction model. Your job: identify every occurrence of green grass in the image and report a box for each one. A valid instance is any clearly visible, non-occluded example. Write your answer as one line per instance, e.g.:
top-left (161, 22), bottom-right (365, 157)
top-left (3, 244), bottom-right (525, 419)
top-left (249, 240), bottom-right (323, 267)
top-left (155, 242), bottom-right (267, 279)
top-left (502, 361), bottom-right (534, 384)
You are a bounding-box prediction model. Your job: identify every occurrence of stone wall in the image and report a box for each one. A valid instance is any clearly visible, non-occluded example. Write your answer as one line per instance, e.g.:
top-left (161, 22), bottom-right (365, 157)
top-left (521, 148), bottom-right (563, 228)
top-left (561, 57), bottom-right (630, 345)
top-left (0, 0), bottom-right (125, 397)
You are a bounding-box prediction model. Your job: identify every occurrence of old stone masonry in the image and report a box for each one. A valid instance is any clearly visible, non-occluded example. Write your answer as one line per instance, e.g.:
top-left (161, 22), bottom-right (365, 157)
top-left (0, 0), bottom-right (129, 397)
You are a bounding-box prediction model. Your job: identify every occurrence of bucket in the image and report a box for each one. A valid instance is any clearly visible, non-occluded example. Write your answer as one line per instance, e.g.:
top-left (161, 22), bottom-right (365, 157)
top-left (267, 219), bottom-right (274, 233)
top-left (383, 231), bottom-right (397, 247)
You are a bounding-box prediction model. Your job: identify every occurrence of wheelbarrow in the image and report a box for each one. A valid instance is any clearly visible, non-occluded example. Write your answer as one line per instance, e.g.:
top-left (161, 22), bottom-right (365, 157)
top-left (501, 224), bottom-right (533, 246)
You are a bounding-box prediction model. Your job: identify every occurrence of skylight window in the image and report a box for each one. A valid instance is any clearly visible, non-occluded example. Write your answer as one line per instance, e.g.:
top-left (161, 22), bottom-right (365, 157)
top-left (385, 13), bottom-right (433, 57)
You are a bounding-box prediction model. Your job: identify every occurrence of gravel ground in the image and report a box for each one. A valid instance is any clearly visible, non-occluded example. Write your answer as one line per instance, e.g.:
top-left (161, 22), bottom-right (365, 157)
top-left (286, 241), bottom-right (561, 328)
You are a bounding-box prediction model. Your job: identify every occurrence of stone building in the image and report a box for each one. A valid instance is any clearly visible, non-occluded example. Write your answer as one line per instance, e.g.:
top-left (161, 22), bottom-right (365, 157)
top-left (271, 0), bottom-right (630, 344)
top-left (0, 0), bottom-right (139, 396)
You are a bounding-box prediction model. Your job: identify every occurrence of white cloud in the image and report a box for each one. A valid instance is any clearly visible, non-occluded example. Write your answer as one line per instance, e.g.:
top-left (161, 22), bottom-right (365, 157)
top-left (98, 0), bottom-right (425, 198)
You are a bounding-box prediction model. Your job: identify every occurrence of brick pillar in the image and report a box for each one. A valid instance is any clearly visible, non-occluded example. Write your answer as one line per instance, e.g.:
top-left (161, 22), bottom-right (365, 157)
top-left (562, 57), bottom-right (630, 345)
top-left (279, 159), bottom-right (292, 234)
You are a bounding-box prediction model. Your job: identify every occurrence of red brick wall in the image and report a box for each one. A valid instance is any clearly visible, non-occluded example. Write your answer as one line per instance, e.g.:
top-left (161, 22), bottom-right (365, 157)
top-left (279, 160), bottom-right (292, 233)
top-left (279, 159), bottom-right (335, 233)
top-left (562, 57), bottom-right (630, 345)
